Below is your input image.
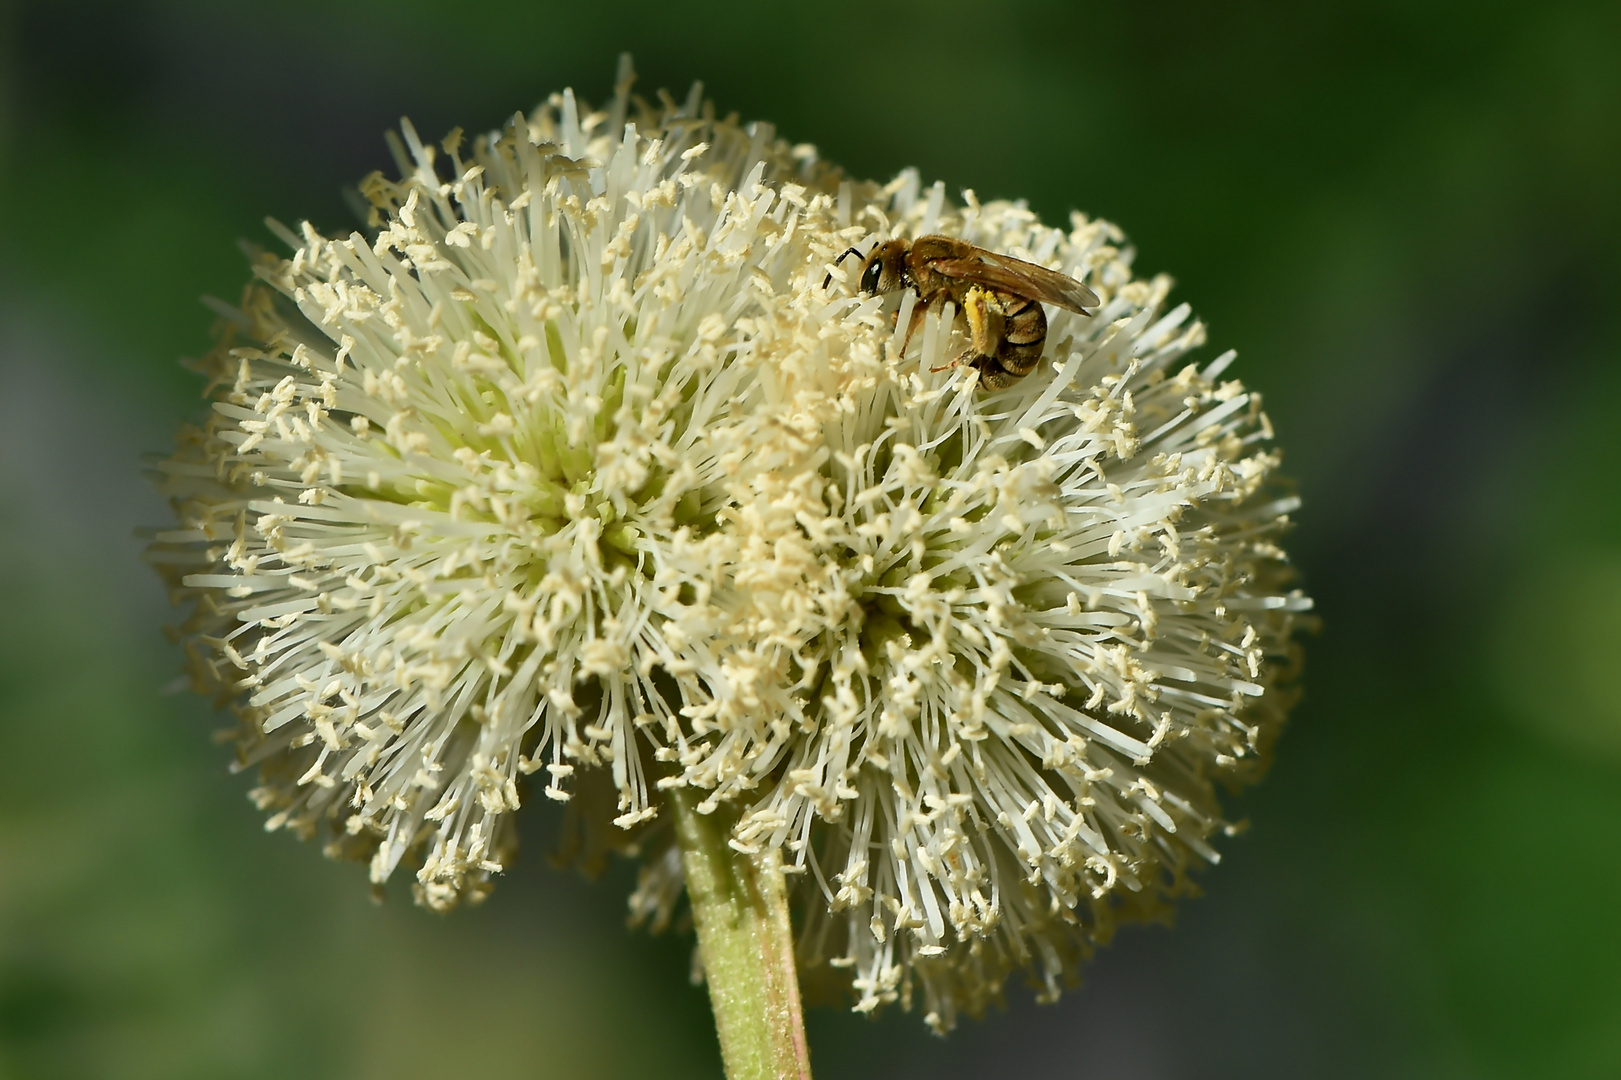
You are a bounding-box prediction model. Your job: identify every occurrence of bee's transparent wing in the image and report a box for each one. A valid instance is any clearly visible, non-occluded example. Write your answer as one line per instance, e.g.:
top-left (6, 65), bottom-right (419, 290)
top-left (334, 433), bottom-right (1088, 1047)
top-left (926, 253), bottom-right (1099, 314)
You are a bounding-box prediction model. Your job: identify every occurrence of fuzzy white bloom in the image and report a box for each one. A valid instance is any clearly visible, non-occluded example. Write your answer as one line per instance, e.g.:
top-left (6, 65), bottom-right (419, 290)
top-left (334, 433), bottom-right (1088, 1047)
top-left (152, 66), bottom-right (1308, 1028)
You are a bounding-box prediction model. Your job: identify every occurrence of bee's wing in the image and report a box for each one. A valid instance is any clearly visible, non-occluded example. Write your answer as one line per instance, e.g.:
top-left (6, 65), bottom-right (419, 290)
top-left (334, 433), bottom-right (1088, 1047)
top-left (925, 252), bottom-right (1100, 314)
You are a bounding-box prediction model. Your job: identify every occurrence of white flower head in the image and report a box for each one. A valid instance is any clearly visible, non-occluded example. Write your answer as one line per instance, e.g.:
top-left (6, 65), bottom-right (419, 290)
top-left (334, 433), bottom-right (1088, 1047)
top-left (152, 63), bottom-right (1309, 1027)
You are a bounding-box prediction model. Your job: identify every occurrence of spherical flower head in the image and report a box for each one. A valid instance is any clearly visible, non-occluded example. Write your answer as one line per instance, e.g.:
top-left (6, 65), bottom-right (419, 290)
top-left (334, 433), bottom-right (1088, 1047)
top-left (152, 68), bottom-right (1309, 1029)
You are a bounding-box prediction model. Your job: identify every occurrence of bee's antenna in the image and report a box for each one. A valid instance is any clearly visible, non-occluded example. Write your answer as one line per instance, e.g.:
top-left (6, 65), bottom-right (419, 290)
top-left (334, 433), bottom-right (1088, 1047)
top-left (823, 246), bottom-right (865, 290)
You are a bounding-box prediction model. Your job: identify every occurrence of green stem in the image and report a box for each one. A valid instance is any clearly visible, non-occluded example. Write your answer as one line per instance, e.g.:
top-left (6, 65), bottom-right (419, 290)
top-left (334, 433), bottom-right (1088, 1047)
top-left (667, 788), bottom-right (812, 1080)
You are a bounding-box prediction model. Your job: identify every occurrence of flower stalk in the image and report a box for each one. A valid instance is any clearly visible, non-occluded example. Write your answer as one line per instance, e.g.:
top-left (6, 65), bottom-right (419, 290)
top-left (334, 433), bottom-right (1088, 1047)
top-left (669, 788), bottom-right (812, 1080)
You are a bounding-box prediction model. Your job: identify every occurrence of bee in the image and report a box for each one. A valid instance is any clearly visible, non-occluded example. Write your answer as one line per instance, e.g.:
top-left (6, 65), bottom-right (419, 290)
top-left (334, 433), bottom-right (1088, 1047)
top-left (831, 235), bottom-right (1099, 389)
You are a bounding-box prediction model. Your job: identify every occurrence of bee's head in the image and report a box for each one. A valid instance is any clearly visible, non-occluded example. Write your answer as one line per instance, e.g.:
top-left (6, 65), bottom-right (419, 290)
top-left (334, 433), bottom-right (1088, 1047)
top-left (858, 240), bottom-right (909, 295)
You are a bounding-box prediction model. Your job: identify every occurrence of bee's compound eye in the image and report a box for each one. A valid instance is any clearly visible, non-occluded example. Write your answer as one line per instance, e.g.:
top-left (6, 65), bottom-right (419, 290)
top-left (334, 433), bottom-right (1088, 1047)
top-left (860, 259), bottom-right (884, 293)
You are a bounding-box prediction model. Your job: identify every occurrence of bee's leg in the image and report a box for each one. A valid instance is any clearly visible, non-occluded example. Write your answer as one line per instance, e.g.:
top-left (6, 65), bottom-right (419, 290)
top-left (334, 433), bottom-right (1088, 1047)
top-left (963, 287), bottom-right (1005, 360)
top-left (897, 294), bottom-right (932, 355)
top-left (932, 287), bottom-right (1002, 375)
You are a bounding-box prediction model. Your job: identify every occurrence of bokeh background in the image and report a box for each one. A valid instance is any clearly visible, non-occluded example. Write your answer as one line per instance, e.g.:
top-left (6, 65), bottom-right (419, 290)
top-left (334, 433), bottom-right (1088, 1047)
top-left (2, 1), bottom-right (1619, 1077)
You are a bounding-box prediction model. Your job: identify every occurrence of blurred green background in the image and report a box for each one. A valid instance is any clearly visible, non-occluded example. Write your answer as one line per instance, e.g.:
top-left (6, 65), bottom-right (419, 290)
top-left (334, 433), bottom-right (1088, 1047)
top-left (1, 1), bottom-right (1618, 1077)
